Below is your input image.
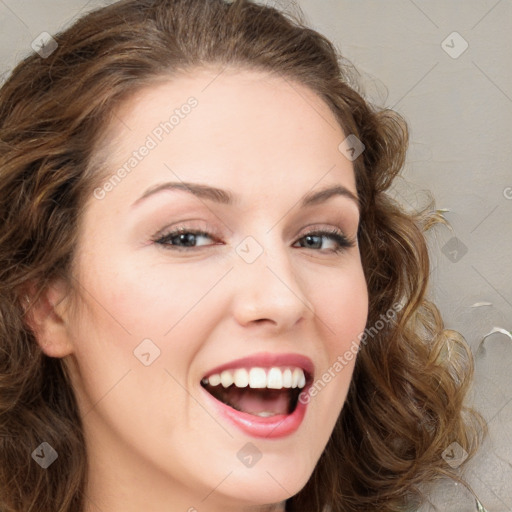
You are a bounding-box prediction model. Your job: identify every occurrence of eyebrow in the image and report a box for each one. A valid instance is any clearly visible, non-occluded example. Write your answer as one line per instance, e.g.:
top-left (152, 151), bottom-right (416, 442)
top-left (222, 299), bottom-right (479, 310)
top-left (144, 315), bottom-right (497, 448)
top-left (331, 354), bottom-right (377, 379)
top-left (131, 181), bottom-right (360, 211)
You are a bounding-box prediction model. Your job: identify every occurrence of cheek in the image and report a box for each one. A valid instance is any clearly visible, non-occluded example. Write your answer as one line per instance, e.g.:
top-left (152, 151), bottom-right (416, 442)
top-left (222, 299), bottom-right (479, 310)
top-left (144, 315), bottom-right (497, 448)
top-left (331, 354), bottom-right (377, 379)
top-left (91, 255), bottom-right (226, 339)
top-left (320, 262), bottom-right (369, 349)
top-left (67, 253), bottom-right (222, 406)
top-left (305, 262), bottom-right (368, 411)
top-left (66, 263), bottom-right (195, 449)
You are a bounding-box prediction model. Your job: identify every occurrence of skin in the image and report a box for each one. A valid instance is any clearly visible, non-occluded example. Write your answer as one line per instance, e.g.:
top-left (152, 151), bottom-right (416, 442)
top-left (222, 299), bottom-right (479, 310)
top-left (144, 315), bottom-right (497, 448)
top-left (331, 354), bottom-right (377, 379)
top-left (30, 67), bottom-right (369, 512)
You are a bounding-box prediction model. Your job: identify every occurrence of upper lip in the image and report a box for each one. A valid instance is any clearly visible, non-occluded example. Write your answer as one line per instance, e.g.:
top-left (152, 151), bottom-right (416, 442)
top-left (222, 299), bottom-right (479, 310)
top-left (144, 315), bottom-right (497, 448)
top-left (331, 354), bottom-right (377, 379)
top-left (201, 352), bottom-right (315, 381)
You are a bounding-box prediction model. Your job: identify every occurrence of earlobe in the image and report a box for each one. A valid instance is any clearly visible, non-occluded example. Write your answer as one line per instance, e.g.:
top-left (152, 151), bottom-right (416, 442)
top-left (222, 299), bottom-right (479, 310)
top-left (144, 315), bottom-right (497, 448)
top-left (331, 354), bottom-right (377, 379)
top-left (22, 279), bottom-right (75, 358)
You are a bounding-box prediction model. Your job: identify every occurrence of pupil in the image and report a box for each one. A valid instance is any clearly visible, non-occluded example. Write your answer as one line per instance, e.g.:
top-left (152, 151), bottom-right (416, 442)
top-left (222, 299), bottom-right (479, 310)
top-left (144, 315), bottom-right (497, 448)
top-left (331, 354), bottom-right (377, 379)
top-left (179, 233), bottom-right (195, 246)
top-left (305, 235), bottom-right (319, 248)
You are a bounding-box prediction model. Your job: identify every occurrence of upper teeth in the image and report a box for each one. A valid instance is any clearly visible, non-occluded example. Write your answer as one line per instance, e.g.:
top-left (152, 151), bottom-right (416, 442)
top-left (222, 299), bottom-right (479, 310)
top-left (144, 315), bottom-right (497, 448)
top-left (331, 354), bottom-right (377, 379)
top-left (202, 367), bottom-right (306, 390)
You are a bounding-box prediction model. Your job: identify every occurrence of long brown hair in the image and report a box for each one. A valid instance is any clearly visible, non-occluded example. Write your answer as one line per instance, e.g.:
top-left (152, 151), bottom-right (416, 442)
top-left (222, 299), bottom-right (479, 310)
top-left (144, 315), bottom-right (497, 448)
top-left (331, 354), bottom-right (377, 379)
top-left (0, 1), bottom-right (485, 510)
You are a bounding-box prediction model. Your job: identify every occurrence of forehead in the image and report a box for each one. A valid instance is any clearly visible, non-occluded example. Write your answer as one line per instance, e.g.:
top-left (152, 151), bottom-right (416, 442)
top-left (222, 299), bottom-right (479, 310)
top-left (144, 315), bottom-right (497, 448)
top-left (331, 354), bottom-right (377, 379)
top-left (114, 66), bottom-right (339, 129)
top-left (88, 67), bottom-right (357, 209)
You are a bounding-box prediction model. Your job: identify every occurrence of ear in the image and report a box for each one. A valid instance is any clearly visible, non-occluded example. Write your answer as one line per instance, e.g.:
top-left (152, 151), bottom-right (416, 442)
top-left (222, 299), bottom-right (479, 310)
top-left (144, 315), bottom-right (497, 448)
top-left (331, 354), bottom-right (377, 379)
top-left (22, 278), bottom-right (75, 358)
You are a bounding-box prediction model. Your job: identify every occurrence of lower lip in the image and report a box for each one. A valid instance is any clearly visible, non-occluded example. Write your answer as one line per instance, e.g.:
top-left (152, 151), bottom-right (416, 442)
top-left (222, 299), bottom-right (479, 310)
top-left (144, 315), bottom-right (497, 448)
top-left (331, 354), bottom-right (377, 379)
top-left (200, 385), bottom-right (309, 439)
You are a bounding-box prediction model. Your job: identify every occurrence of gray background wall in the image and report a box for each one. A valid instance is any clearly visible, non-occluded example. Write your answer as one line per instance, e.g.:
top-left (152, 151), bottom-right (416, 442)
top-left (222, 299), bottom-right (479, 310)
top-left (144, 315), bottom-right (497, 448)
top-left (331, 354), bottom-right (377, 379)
top-left (1, 1), bottom-right (510, 510)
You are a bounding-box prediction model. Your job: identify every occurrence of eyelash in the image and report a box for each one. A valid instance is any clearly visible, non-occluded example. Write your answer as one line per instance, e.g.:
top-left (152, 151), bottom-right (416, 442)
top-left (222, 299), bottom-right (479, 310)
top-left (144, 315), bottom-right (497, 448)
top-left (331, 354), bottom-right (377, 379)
top-left (153, 226), bottom-right (356, 254)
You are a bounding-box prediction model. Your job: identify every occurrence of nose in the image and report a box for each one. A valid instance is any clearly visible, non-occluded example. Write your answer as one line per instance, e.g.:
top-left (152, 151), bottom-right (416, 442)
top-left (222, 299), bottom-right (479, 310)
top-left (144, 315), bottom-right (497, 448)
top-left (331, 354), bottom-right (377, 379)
top-left (230, 236), bottom-right (315, 333)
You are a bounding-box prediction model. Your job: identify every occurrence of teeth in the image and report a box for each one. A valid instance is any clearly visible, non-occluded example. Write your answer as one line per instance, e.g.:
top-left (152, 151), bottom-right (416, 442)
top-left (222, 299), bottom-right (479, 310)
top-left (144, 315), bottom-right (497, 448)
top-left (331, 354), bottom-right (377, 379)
top-left (220, 370), bottom-right (234, 388)
top-left (208, 374), bottom-right (221, 386)
top-left (233, 368), bottom-right (249, 387)
top-left (202, 366), bottom-right (307, 390)
top-left (292, 368), bottom-right (302, 388)
top-left (267, 367), bottom-right (282, 389)
top-left (282, 368), bottom-right (292, 388)
top-left (248, 368), bottom-right (267, 388)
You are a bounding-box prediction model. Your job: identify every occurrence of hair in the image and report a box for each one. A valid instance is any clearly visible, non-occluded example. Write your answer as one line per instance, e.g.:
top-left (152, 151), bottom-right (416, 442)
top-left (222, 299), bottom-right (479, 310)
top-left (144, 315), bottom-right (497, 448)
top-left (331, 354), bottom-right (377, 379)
top-left (0, 0), bottom-right (486, 511)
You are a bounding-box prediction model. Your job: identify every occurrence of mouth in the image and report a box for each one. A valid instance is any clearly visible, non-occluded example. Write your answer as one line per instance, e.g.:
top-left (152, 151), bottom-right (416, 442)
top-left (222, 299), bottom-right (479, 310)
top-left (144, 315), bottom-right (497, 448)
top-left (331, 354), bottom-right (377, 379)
top-left (201, 366), bottom-right (311, 418)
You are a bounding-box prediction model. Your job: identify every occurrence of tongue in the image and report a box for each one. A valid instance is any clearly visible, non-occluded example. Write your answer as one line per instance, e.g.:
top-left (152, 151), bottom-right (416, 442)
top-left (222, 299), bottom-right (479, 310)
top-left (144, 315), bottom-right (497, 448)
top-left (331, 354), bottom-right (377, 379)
top-left (222, 387), bottom-right (291, 416)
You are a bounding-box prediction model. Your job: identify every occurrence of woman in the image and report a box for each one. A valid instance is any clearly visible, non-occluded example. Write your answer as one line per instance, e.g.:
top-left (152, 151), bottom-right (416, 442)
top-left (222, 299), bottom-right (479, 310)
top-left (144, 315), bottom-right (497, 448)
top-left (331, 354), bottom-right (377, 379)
top-left (0, 0), bottom-right (486, 511)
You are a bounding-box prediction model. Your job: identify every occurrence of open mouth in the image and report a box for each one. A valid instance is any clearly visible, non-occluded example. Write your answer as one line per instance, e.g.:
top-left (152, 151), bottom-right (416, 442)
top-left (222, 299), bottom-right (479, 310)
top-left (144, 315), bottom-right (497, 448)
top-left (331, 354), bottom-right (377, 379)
top-left (201, 367), bottom-right (310, 418)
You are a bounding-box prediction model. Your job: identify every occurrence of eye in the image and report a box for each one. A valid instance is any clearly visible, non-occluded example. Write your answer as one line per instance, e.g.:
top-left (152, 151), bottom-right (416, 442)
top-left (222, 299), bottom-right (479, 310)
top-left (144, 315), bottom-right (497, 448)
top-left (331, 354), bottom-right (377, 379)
top-left (153, 226), bottom-right (356, 253)
top-left (153, 227), bottom-right (217, 251)
top-left (293, 228), bottom-right (356, 253)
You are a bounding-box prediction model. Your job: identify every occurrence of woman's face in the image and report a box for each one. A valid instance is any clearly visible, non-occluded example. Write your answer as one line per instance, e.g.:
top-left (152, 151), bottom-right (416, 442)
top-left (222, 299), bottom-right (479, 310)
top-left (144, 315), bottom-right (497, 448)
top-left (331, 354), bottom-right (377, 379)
top-left (60, 68), bottom-right (368, 511)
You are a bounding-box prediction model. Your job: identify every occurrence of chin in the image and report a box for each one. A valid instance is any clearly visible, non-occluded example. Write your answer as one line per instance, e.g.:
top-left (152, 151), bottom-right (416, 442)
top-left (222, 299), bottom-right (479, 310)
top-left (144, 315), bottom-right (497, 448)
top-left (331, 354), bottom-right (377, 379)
top-left (214, 455), bottom-right (314, 507)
